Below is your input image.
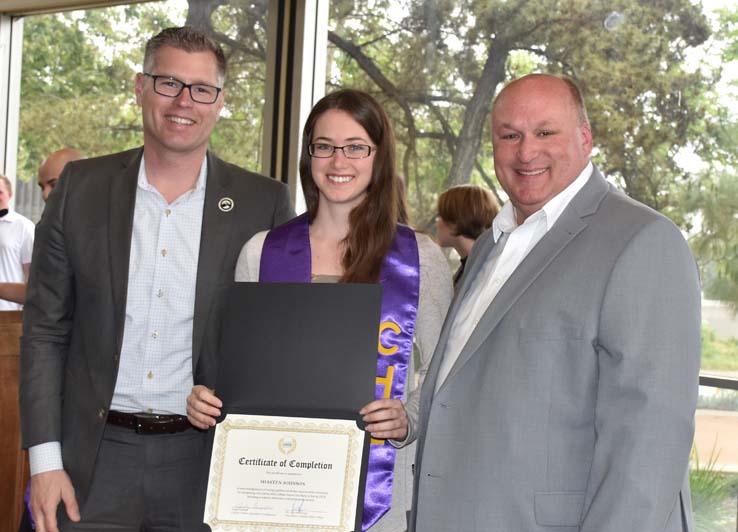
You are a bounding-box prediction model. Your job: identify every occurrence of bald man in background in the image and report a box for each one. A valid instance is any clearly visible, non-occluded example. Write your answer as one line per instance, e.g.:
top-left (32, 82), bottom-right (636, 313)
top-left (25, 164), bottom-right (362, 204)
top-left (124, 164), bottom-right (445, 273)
top-left (38, 148), bottom-right (85, 202)
top-left (0, 148), bottom-right (84, 306)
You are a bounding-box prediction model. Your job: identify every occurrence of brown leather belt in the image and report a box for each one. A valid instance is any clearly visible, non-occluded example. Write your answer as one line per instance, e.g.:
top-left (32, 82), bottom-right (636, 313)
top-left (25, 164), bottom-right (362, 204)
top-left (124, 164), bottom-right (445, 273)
top-left (106, 410), bottom-right (192, 434)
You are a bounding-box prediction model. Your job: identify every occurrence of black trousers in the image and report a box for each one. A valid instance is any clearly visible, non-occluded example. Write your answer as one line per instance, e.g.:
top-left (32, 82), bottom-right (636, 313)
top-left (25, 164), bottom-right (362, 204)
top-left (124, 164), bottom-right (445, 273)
top-left (59, 423), bottom-right (209, 532)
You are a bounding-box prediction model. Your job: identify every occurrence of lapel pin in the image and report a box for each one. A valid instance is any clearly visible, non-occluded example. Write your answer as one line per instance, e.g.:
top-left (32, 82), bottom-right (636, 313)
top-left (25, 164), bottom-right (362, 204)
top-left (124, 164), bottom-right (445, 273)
top-left (218, 197), bottom-right (234, 212)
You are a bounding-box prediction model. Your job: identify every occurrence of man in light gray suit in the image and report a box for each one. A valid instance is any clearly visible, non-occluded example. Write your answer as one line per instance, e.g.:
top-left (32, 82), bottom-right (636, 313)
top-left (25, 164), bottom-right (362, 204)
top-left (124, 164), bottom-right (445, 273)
top-left (410, 74), bottom-right (701, 531)
top-left (20, 27), bottom-right (293, 532)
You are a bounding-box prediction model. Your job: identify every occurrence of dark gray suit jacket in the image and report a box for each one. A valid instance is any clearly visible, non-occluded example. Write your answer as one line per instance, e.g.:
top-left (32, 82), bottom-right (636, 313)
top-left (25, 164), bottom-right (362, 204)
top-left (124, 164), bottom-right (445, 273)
top-left (410, 167), bottom-right (701, 532)
top-left (19, 147), bottom-right (294, 505)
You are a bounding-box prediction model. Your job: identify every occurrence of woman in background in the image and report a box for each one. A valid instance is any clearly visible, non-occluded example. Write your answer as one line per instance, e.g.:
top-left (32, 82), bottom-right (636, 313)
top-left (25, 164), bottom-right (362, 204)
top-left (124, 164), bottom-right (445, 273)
top-left (436, 184), bottom-right (499, 286)
top-left (187, 89), bottom-right (452, 531)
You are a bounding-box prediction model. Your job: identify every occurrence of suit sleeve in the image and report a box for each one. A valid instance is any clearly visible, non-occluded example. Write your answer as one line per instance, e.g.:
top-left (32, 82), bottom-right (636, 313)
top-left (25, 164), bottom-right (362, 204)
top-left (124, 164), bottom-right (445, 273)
top-left (393, 234), bottom-right (453, 446)
top-left (235, 231), bottom-right (267, 282)
top-left (19, 166), bottom-right (75, 448)
top-left (581, 217), bottom-right (701, 531)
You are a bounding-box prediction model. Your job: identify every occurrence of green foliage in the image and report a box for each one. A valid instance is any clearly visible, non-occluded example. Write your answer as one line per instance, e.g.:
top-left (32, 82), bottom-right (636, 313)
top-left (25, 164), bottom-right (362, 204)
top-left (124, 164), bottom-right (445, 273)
top-left (198, 0), bottom-right (269, 168)
top-left (326, 0), bottom-right (738, 310)
top-left (325, 0), bottom-right (727, 225)
top-left (690, 445), bottom-right (738, 532)
top-left (697, 389), bottom-right (738, 412)
top-left (17, 5), bottom-right (175, 181)
top-left (687, 170), bottom-right (738, 311)
top-left (718, 5), bottom-right (738, 62)
top-left (16, 1), bottom-right (738, 311)
top-left (17, 0), bottom-right (268, 183)
top-left (701, 326), bottom-right (738, 372)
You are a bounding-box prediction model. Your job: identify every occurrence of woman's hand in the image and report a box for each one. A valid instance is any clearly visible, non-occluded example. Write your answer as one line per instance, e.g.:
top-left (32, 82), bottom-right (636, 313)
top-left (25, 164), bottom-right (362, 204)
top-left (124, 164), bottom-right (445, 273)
top-left (359, 398), bottom-right (408, 441)
top-left (186, 385), bottom-right (222, 429)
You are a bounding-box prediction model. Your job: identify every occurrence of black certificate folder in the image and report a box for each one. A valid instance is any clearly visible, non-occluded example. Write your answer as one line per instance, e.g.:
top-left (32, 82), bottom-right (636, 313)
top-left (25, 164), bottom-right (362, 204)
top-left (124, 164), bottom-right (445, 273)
top-left (208, 283), bottom-right (381, 532)
top-left (216, 282), bottom-right (382, 417)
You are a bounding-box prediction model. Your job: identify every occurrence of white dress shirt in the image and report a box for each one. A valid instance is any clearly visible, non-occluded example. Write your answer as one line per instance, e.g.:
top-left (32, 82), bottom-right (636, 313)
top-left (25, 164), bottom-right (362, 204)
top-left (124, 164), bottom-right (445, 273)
top-left (30, 156), bottom-right (207, 476)
top-left (110, 157), bottom-right (206, 415)
top-left (435, 162), bottom-right (593, 390)
top-left (0, 210), bottom-right (34, 310)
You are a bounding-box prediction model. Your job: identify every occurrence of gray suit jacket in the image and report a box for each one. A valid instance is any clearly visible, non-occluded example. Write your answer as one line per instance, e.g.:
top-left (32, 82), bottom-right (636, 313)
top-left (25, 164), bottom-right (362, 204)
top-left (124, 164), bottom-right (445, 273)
top-left (410, 168), bottom-right (701, 532)
top-left (19, 147), bottom-right (294, 505)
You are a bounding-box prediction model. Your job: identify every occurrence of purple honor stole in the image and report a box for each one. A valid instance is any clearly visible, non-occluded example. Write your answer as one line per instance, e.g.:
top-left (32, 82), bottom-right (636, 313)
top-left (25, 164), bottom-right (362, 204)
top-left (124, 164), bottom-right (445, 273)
top-left (24, 482), bottom-right (35, 529)
top-left (260, 213), bottom-right (420, 530)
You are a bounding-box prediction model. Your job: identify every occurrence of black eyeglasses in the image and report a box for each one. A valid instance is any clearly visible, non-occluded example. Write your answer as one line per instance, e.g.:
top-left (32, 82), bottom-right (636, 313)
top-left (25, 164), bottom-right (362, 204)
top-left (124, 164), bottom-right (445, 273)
top-left (308, 143), bottom-right (374, 159)
top-left (143, 73), bottom-right (222, 104)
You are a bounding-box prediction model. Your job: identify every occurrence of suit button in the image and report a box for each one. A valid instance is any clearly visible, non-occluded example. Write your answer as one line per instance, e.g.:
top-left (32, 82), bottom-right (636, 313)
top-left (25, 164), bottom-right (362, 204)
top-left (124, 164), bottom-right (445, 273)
top-left (98, 408), bottom-right (105, 419)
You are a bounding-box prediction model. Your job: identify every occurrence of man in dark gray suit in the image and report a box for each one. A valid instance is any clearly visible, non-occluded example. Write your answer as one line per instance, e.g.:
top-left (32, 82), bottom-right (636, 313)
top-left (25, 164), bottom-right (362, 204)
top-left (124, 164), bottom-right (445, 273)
top-left (410, 74), bottom-right (700, 531)
top-left (20, 26), bottom-right (293, 532)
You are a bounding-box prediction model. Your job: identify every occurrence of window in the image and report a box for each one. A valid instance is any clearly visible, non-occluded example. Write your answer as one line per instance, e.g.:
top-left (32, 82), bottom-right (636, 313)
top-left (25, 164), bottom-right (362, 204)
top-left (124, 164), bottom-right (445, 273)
top-left (327, 1), bottom-right (738, 526)
top-left (14, 0), bottom-right (270, 221)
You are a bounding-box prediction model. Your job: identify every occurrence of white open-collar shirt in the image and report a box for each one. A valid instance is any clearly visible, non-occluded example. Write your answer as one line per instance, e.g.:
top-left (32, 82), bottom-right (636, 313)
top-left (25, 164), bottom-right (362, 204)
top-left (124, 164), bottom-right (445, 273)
top-left (435, 161), bottom-right (593, 390)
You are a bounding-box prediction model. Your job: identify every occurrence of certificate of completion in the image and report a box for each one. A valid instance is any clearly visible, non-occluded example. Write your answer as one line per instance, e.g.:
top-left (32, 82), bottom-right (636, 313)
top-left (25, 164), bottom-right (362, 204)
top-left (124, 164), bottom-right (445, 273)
top-left (204, 414), bottom-right (366, 531)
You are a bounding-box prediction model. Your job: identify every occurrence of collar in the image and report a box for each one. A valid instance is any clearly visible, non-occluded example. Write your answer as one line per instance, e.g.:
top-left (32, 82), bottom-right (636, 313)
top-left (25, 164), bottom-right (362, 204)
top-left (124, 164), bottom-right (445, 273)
top-left (137, 154), bottom-right (208, 195)
top-left (0, 209), bottom-right (20, 223)
top-left (492, 161), bottom-right (593, 242)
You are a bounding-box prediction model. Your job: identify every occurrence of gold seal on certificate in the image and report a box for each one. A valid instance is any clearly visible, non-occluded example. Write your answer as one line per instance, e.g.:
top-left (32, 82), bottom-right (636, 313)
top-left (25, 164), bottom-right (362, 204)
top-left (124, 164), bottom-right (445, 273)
top-left (204, 414), bottom-right (366, 531)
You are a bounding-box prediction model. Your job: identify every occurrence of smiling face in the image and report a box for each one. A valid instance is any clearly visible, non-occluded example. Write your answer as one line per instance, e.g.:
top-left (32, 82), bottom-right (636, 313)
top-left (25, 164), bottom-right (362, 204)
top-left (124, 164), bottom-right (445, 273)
top-left (135, 45), bottom-right (224, 159)
top-left (491, 75), bottom-right (592, 223)
top-left (310, 109), bottom-right (375, 211)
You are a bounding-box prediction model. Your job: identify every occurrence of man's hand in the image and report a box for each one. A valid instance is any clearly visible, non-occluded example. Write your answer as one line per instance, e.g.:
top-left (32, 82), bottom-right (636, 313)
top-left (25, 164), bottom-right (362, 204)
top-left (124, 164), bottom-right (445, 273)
top-left (360, 399), bottom-right (408, 441)
top-left (186, 385), bottom-right (222, 429)
top-left (30, 470), bottom-right (80, 532)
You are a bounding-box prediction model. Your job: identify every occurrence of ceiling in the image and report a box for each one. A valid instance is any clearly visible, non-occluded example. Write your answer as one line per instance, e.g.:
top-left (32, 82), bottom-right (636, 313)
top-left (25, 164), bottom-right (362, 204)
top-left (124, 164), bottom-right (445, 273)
top-left (0, 0), bottom-right (151, 16)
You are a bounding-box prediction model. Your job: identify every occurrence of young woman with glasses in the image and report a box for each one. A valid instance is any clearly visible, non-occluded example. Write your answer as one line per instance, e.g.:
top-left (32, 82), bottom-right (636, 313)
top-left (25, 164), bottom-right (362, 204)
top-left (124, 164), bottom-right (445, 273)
top-left (187, 88), bottom-right (453, 531)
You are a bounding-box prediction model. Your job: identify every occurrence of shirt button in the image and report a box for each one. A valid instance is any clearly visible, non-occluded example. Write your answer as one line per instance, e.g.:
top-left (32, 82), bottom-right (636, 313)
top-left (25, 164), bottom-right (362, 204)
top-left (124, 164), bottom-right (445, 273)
top-left (152, 331), bottom-right (159, 338)
top-left (98, 408), bottom-right (105, 419)
top-left (157, 289), bottom-right (164, 298)
top-left (147, 371), bottom-right (154, 380)
top-left (161, 249), bottom-right (167, 257)
top-left (165, 209), bottom-right (171, 217)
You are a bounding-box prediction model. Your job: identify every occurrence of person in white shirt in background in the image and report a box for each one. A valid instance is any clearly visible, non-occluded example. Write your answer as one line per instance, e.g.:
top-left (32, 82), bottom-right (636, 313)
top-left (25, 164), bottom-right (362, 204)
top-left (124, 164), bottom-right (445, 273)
top-left (0, 175), bottom-right (34, 310)
top-left (0, 148), bottom-right (84, 307)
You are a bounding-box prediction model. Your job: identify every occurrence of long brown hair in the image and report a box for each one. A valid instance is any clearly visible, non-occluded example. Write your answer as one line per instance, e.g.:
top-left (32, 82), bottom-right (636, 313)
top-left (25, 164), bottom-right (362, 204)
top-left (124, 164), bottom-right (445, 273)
top-left (299, 89), bottom-right (400, 283)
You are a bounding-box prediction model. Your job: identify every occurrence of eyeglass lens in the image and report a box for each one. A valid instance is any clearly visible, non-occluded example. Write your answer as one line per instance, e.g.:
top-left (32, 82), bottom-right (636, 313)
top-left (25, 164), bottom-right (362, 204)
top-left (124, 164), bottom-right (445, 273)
top-left (310, 144), bottom-right (371, 159)
top-left (151, 76), bottom-right (220, 104)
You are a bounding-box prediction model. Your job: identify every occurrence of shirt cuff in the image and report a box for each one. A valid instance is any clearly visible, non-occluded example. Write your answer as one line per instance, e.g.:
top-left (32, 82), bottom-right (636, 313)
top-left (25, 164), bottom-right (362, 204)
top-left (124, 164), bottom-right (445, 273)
top-left (28, 442), bottom-right (64, 476)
